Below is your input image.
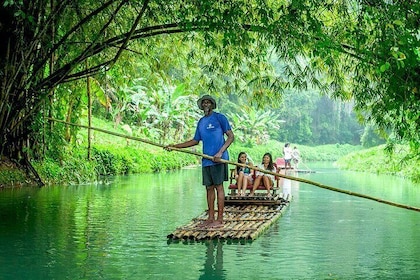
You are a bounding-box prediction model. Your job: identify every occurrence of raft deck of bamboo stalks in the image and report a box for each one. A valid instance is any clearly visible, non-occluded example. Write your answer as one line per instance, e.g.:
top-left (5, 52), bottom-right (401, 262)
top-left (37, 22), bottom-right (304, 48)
top-left (167, 193), bottom-right (291, 241)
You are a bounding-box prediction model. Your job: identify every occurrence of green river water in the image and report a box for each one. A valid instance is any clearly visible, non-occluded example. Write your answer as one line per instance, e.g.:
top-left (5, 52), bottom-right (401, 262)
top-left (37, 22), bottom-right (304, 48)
top-left (0, 162), bottom-right (419, 280)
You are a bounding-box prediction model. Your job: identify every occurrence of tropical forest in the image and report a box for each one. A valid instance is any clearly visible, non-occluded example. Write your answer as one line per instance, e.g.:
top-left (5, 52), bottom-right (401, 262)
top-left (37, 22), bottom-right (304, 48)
top-left (1, 0), bottom-right (419, 186)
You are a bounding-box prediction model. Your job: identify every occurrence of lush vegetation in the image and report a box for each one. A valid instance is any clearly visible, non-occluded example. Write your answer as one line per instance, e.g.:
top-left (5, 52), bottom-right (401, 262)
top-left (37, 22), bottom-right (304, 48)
top-left (1, 1), bottom-right (419, 186)
top-left (0, 159), bottom-right (28, 187)
top-left (336, 145), bottom-right (420, 182)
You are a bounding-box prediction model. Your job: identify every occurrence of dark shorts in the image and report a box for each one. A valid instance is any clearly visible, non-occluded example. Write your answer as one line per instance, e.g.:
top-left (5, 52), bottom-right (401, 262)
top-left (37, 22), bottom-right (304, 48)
top-left (285, 158), bottom-right (291, 163)
top-left (202, 163), bottom-right (228, 187)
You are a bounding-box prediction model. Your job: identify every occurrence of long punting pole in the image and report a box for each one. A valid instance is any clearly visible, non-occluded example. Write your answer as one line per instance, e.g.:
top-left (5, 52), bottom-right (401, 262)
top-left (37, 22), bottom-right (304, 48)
top-left (48, 118), bottom-right (420, 213)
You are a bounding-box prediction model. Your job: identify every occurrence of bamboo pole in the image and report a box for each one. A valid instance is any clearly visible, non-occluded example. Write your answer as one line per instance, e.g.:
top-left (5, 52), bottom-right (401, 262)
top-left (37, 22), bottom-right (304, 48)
top-left (47, 118), bottom-right (420, 213)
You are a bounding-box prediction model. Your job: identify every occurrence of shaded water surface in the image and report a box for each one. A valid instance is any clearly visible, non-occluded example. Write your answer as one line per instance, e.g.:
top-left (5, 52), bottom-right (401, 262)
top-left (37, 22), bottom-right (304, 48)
top-left (0, 163), bottom-right (419, 279)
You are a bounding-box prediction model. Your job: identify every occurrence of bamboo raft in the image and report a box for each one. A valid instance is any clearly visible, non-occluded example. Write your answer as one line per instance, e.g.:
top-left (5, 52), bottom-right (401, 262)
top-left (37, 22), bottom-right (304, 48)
top-left (167, 193), bottom-right (291, 242)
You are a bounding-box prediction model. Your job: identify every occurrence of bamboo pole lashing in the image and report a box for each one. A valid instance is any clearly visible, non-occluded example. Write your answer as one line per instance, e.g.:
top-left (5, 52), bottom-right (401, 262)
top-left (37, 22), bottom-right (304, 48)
top-left (47, 118), bottom-right (420, 213)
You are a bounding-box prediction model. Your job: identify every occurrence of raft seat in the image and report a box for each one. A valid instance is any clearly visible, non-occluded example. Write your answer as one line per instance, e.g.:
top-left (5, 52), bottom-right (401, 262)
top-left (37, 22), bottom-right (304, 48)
top-left (228, 165), bottom-right (280, 196)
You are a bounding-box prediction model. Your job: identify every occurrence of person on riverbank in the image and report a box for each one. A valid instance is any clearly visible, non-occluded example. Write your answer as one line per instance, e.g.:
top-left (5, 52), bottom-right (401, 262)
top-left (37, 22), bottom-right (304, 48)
top-left (165, 94), bottom-right (234, 228)
top-left (249, 153), bottom-right (276, 197)
top-left (234, 152), bottom-right (254, 197)
top-left (283, 143), bottom-right (292, 169)
top-left (292, 146), bottom-right (300, 169)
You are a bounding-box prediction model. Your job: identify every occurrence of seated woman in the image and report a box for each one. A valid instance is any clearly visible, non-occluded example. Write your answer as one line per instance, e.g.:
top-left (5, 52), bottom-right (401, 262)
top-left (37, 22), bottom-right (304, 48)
top-left (234, 152), bottom-right (254, 196)
top-left (249, 152), bottom-right (276, 197)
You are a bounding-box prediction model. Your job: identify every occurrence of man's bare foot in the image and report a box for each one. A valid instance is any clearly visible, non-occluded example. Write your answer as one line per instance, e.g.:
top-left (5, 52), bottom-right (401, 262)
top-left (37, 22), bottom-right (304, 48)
top-left (198, 220), bottom-right (213, 228)
top-left (208, 221), bottom-right (224, 228)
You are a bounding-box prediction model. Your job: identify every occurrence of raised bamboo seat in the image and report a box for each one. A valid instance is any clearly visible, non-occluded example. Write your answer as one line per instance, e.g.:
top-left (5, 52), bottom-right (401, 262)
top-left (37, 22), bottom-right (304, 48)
top-left (228, 164), bottom-right (280, 196)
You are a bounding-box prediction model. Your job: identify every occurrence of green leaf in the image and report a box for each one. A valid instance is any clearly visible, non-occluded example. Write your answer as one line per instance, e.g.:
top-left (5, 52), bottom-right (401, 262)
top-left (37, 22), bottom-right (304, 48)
top-left (379, 62), bottom-right (390, 72)
top-left (393, 20), bottom-right (404, 27)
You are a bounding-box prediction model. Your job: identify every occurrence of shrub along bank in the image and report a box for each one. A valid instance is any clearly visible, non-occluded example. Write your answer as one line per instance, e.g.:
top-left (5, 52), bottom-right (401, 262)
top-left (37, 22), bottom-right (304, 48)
top-left (31, 144), bottom-right (198, 186)
top-left (336, 144), bottom-right (420, 183)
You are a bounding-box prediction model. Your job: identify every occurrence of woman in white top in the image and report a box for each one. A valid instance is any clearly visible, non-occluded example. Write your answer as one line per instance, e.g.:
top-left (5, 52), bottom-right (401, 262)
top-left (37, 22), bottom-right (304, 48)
top-left (249, 153), bottom-right (276, 197)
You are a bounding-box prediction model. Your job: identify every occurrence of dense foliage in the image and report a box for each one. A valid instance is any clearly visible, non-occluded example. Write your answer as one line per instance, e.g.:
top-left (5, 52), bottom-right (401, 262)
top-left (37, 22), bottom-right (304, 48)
top-left (337, 145), bottom-right (420, 182)
top-left (1, 0), bottom-right (419, 184)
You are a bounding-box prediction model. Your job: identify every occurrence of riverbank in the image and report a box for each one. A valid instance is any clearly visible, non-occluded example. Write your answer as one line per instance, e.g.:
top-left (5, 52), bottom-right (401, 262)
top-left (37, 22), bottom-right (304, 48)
top-left (336, 144), bottom-right (420, 183)
top-left (1, 142), bottom-right (362, 187)
top-left (2, 140), bottom-right (418, 187)
top-left (0, 157), bottom-right (29, 188)
top-left (0, 144), bottom-right (201, 188)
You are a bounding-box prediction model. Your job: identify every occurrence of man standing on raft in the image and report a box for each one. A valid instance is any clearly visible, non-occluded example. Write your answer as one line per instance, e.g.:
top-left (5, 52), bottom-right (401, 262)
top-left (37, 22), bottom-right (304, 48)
top-left (165, 95), bottom-right (234, 228)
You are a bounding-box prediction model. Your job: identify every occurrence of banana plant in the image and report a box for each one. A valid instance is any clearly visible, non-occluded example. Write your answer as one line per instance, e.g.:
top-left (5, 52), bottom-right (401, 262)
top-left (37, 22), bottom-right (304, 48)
top-left (228, 106), bottom-right (284, 145)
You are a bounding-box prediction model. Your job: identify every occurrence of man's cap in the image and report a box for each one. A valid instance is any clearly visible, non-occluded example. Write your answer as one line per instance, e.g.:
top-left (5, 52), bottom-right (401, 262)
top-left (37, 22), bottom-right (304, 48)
top-left (197, 95), bottom-right (217, 110)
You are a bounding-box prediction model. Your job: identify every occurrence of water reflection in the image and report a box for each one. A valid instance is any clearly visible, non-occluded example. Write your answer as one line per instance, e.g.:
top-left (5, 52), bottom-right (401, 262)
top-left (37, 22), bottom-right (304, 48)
top-left (199, 241), bottom-right (225, 280)
top-left (278, 169), bottom-right (298, 198)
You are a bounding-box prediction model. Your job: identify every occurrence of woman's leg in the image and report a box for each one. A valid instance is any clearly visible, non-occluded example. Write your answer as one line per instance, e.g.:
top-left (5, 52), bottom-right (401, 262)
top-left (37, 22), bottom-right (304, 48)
top-left (243, 175), bottom-right (252, 195)
top-left (239, 176), bottom-right (245, 195)
top-left (262, 176), bottom-right (273, 196)
top-left (236, 172), bottom-right (244, 195)
top-left (249, 176), bottom-right (262, 196)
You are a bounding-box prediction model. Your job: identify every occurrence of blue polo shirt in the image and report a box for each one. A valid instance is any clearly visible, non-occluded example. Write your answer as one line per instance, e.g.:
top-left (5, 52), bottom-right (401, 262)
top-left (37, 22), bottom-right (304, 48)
top-left (193, 112), bottom-right (231, 167)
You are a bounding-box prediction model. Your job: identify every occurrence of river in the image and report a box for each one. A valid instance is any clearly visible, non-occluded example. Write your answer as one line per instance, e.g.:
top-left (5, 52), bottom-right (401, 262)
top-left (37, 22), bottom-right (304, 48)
top-left (0, 162), bottom-right (419, 279)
